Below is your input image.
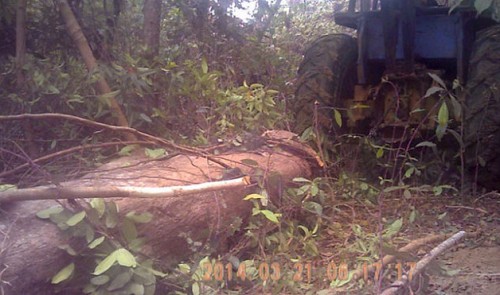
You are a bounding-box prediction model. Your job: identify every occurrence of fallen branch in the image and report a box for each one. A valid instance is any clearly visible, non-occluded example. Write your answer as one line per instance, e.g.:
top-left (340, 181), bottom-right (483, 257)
top-left (0, 140), bottom-right (152, 179)
top-left (0, 176), bottom-right (251, 202)
top-left (348, 233), bottom-right (449, 283)
top-left (0, 113), bottom-right (231, 168)
top-left (380, 231), bottom-right (466, 295)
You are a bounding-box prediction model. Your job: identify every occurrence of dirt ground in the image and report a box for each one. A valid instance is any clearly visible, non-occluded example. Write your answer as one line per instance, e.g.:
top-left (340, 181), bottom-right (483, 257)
top-left (431, 245), bottom-right (500, 295)
top-left (330, 191), bottom-right (500, 295)
top-left (402, 193), bottom-right (500, 295)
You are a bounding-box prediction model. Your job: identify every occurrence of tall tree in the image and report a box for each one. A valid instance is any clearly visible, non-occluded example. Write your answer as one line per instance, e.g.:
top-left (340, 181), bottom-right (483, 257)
top-left (57, 0), bottom-right (136, 141)
top-left (16, 0), bottom-right (38, 157)
top-left (143, 0), bottom-right (162, 58)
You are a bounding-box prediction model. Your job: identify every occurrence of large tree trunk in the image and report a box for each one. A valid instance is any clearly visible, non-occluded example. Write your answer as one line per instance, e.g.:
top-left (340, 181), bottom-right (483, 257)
top-left (57, 0), bottom-right (136, 141)
top-left (142, 0), bottom-right (162, 58)
top-left (0, 148), bottom-right (314, 294)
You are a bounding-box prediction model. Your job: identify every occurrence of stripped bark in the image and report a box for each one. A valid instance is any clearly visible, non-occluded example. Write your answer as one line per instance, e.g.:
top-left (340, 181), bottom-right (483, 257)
top-left (0, 176), bottom-right (251, 202)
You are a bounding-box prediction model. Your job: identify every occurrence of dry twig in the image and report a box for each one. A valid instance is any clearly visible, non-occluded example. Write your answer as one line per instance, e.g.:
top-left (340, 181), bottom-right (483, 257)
top-left (380, 231), bottom-right (466, 295)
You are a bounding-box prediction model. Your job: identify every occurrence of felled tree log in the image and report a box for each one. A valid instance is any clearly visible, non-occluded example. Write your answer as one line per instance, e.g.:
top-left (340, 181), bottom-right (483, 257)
top-left (0, 147), bottom-right (314, 294)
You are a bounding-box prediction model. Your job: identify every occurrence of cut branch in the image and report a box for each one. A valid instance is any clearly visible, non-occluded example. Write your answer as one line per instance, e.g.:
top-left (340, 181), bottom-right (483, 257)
top-left (0, 176), bottom-right (251, 202)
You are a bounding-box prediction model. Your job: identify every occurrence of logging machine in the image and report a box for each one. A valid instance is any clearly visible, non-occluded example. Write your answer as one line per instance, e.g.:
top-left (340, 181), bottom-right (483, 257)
top-left (294, 0), bottom-right (500, 189)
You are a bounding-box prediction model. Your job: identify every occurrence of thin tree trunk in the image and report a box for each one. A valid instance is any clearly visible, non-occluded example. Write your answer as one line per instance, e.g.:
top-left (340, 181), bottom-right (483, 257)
top-left (16, 0), bottom-right (38, 157)
top-left (57, 0), bottom-right (136, 141)
top-left (143, 0), bottom-right (162, 58)
top-left (15, 0), bottom-right (27, 86)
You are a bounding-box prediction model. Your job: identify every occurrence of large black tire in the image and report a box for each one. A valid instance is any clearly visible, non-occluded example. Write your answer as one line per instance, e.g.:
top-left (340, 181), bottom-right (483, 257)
top-left (464, 24), bottom-right (500, 190)
top-left (293, 34), bottom-right (358, 134)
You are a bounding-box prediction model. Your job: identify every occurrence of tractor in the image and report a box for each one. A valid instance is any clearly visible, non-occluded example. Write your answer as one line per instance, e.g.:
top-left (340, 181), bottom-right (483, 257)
top-left (294, 0), bottom-right (500, 189)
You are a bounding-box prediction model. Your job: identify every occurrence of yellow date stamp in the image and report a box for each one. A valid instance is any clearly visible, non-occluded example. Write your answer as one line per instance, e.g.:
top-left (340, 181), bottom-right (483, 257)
top-left (201, 261), bottom-right (416, 283)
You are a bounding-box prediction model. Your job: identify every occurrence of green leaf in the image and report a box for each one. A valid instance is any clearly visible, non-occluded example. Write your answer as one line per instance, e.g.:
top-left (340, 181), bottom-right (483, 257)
top-left (310, 184), bottom-right (319, 196)
top-left (475, 0), bottom-right (493, 15)
top-left (121, 219), bottom-right (138, 243)
top-left (94, 251), bottom-right (118, 275)
top-left (126, 211), bottom-right (153, 224)
top-left (99, 90), bottom-right (121, 104)
top-left (376, 148), bottom-right (384, 159)
top-left (119, 145), bottom-right (138, 156)
top-left (333, 109), bottom-right (342, 127)
top-left (88, 236), bottom-right (105, 249)
top-left (192, 282), bottom-right (200, 295)
top-left (90, 198), bottom-right (106, 218)
top-left (243, 193), bottom-right (264, 200)
top-left (409, 209), bottom-right (417, 223)
top-left (298, 225), bottom-right (310, 236)
top-left (66, 211), bottom-right (86, 226)
top-left (106, 201), bottom-right (119, 228)
top-left (450, 95), bottom-right (462, 120)
top-left (83, 283), bottom-right (97, 294)
top-left (383, 185), bottom-right (406, 193)
top-left (428, 73), bottom-right (446, 88)
top-left (107, 270), bottom-right (133, 291)
top-left (438, 102), bottom-right (449, 126)
top-left (436, 124), bottom-right (447, 141)
top-left (296, 184), bottom-right (311, 196)
top-left (133, 267), bottom-right (157, 284)
top-left (305, 240), bottom-right (319, 256)
top-left (241, 159), bottom-right (259, 167)
top-left (128, 238), bottom-right (146, 251)
top-left (300, 126), bottom-right (313, 142)
top-left (140, 113), bottom-right (152, 123)
top-left (51, 263), bottom-right (75, 284)
top-left (293, 177), bottom-right (311, 183)
top-left (383, 218), bottom-right (403, 238)
top-left (303, 201), bottom-right (323, 215)
top-left (416, 141), bottom-right (436, 148)
top-left (260, 210), bottom-right (279, 223)
top-left (144, 148), bottom-right (165, 159)
top-left (404, 167), bottom-right (415, 178)
top-left (127, 283), bottom-right (145, 295)
top-left (46, 85), bottom-right (60, 94)
top-left (36, 206), bottom-right (64, 219)
top-left (0, 184), bottom-right (16, 192)
top-left (116, 248), bottom-right (137, 268)
top-left (424, 86), bottom-right (443, 98)
top-left (201, 58), bottom-right (208, 74)
top-left (58, 244), bottom-right (77, 256)
top-left (90, 275), bottom-right (110, 286)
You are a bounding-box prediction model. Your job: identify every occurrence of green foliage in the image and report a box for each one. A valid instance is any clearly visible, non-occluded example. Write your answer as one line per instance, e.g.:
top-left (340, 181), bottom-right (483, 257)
top-left (450, 0), bottom-right (500, 21)
top-left (36, 199), bottom-right (165, 294)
